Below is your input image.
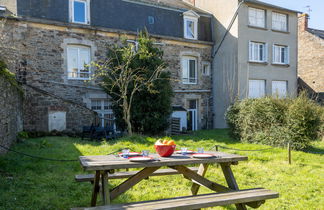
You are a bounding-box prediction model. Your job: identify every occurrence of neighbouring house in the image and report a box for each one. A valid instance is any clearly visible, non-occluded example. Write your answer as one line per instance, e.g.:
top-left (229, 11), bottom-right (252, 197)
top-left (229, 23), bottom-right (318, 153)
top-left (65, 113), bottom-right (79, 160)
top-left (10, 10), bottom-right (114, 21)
top-left (194, 0), bottom-right (299, 127)
top-left (298, 13), bottom-right (324, 104)
top-left (0, 0), bottom-right (213, 134)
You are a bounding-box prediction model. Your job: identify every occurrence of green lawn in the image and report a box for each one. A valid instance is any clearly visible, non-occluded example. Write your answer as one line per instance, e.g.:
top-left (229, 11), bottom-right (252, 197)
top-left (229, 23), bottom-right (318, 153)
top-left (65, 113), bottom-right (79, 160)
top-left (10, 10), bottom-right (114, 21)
top-left (0, 129), bottom-right (323, 210)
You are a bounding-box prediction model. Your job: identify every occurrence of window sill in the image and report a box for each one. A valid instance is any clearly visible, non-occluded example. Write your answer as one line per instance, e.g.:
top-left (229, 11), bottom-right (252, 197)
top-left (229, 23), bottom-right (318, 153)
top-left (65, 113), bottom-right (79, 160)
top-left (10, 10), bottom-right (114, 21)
top-left (67, 77), bottom-right (91, 80)
top-left (248, 61), bottom-right (268, 65)
top-left (70, 21), bottom-right (90, 25)
top-left (271, 29), bottom-right (289, 34)
top-left (272, 63), bottom-right (290, 67)
top-left (182, 82), bottom-right (198, 85)
top-left (247, 25), bottom-right (268, 31)
top-left (184, 36), bottom-right (198, 40)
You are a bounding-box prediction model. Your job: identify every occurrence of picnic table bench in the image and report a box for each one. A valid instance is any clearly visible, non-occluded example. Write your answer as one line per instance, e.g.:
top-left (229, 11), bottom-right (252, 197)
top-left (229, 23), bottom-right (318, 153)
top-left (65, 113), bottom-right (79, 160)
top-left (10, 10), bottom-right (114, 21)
top-left (74, 152), bottom-right (279, 210)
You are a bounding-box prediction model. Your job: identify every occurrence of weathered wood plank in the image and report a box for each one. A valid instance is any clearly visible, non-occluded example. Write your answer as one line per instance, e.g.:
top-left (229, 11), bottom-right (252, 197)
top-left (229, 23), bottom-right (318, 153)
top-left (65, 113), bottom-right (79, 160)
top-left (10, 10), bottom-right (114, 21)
top-left (75, 167), bottom-right (199, 182)
top-left (90, 171), bottom-right (100, 207)
top-left (79, 152), bottom-right (248, 171)
top-left (220, 163), bottom-right (246, 210)
top-left (101, 171), bottom-right (110, 205)
top-left (72, 188), bottom-right (279, 210)
top-left (191, 163), bottom-right (209, 195)
top-left (110, 167), bottom-right (161, 200)
top-left (170, 165), bottom-right (232, 193)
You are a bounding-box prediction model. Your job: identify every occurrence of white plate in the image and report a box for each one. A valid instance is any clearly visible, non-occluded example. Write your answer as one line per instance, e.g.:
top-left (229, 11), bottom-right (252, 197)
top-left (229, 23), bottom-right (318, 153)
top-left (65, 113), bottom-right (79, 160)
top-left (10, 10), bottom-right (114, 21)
top-left (129, 157), bottom-right (153, 162)
top-left (119, 152), bottom-right (141, 157)
top-left (192, 153), bottom-right (215, 158)
top-left (175, 150), bottom-right (195, 154)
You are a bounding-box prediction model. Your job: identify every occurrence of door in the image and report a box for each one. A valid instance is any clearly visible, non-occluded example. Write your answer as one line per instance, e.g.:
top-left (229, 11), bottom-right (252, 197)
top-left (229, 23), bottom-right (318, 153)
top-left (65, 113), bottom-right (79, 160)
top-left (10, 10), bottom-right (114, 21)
top-left (91, 99), bottom-right (115, 128)
top-left (48, 111), bottom-right (66, 131)
top-left (187, 100), bottom-right (198, 131)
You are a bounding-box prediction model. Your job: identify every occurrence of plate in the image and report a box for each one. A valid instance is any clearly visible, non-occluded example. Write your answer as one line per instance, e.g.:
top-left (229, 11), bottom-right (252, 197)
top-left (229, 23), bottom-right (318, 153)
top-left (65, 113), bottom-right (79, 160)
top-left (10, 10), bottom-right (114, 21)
top-left (175, 150), bottom-right (195, 154)
top-left (118, 152), bottom-right (141, 157)
top-left (192, 153), bottom-right (215, 158)
top-left (128, 156), bottom-right (154, 162)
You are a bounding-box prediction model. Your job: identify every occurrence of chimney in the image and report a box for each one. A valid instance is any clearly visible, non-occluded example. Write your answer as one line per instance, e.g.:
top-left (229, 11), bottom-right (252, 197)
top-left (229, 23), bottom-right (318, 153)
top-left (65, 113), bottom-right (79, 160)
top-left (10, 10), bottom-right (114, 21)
top-left (183, 0), bottom-right (195, 6)
top-left (298, 13), bottom-right (309, 32)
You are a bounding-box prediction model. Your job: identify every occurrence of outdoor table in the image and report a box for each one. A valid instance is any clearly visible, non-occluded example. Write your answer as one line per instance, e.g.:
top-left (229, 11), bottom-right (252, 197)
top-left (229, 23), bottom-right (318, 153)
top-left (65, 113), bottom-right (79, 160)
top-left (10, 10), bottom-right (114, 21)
top-left (79, 151), bottom-right (248, 208)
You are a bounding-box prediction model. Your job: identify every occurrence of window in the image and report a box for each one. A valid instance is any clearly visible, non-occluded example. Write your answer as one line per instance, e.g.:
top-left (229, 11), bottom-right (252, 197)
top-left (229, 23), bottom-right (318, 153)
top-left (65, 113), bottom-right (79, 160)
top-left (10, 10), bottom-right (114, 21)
top-left (249, 41), bottom-right (267, 62)
top-left (183, 11), bottom-right (199, 40)
top-left (67, 45), bottom-right (91, 79)
top-left (70, 0), bottom-right (89, 24)
top-left (272, 12), bottom-right (287, 31)
top-left (272, 81), bottom-right (287, 98)
top-left (184, 17), bottom-right (198, 39)
top-left (202, 62), bottom-right (210, 76)
top-left (182, 56), bottom-right (197, 84)
top-left (249, 7), bottom-right (266, 28)
top-left (273, 45), bottom-right (289, 64)
top-left (91, 99), bottom-right (114, 127)
top-left (249, 80), bottom-right (266, 98)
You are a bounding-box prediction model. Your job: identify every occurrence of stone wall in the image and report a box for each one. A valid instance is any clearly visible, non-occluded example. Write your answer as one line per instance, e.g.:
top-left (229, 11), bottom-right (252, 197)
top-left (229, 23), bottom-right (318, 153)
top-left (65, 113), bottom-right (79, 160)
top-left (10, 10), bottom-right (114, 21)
top-left (298, 14), bottom-right (324, 93)
top-left (0, 75), bottom-right (23, 155)
top-left (0, 17), bottom-right (213, 132)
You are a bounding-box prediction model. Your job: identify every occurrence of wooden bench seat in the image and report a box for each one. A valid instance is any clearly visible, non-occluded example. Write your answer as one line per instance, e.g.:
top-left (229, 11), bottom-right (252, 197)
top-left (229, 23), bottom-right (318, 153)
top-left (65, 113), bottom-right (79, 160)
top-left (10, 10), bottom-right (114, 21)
top-left (75, 167), bottom-right (199, 182)
top-left (72, 188), bottom-right (279, 210)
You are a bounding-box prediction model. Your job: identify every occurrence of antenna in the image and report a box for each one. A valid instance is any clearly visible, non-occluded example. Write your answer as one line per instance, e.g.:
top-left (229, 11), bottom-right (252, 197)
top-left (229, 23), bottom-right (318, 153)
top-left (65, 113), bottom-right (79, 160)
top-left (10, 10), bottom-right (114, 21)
top-left (305, 5), bottom-right (312, 15)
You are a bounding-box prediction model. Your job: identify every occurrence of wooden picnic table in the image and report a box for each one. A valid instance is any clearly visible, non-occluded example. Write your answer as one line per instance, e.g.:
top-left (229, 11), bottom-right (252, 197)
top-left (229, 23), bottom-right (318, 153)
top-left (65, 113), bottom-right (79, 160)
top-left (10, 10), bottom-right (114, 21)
top-left (79, 151), bottom-right (252, 209)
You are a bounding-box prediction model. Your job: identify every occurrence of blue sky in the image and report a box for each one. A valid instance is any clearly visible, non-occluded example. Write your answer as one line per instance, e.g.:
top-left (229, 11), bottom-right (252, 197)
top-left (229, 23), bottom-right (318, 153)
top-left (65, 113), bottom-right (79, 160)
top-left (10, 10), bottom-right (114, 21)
top-left (260, 0), bottom-right (324, 30)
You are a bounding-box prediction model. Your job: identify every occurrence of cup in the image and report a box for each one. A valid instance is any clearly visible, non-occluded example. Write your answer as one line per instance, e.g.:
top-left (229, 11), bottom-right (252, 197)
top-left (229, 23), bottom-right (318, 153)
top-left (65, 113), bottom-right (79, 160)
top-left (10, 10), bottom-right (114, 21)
top-left (197, 148), bottom-right (204, 153)
top-left (142, 150), bottom-right (149, 157)
top-left (181, 147), bottom-right (188, 155)
top-left (122, 149), bottom-right (130, 158)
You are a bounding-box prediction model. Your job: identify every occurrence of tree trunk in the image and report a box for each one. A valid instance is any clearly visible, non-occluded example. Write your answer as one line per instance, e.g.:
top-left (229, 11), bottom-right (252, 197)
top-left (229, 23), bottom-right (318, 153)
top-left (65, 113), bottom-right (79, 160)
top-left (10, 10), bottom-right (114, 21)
top-left (123, 97), bottom-right (132, 136)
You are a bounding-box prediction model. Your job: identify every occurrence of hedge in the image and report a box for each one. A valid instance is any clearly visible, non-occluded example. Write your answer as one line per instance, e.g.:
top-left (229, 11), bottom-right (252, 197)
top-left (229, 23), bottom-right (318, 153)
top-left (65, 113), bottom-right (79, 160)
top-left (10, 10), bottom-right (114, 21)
top-left (226, 93), bottom-right (323, 150)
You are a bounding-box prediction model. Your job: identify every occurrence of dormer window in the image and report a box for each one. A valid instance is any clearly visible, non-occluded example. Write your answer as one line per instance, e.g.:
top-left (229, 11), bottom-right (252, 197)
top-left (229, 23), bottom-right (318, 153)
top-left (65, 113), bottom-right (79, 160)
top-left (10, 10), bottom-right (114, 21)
top-left (183, 10), bottom-right (200, 40)
top-left (70, 0), bottom-right (90, 24)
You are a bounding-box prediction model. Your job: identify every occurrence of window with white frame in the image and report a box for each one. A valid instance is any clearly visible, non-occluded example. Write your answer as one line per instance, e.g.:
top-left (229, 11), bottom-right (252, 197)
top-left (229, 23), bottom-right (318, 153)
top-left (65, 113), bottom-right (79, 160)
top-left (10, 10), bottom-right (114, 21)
top-left (70, 0), bottom-right (90, 24)
top-left (91, 99), bottom-right (115, 127)
top-left (248, 7), bottom-right (266, 28)
top-left (272, 12), bottom-right (288, 31)
top-left (249, 79), bottom-right (266, 98)
top-left (67, 45), bottom-right (91, 79)
top-left (272, 80), bottom-right (287, 98)
top-left (184, 17), bottom-right (198, 39)
top-left (182, 56), bottom-right (197, 84)
top-left (273, 45), bottom-right (289, 64)
top-left (249, 41), bottom-right (268, 62)
top-left (202, 62), bottom-right (210, 76)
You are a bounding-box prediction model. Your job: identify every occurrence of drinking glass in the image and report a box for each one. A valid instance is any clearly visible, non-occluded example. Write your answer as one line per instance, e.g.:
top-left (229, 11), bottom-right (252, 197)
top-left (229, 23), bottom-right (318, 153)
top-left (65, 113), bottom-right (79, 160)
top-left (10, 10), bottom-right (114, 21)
top-left (122, 149), bottom-right (130, 158)
top-left (197, 148), bottom-right (204, 153)
top-left (142, 150), bottom-right (149, 157)
top-left (181, 147), bottom-right (188, 155)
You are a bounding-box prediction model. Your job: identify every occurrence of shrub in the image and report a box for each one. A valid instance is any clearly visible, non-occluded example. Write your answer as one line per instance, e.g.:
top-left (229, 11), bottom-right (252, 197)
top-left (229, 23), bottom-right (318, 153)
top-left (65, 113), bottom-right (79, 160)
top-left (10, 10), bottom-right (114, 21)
top-left (226, 94), bottom-right (323, 150)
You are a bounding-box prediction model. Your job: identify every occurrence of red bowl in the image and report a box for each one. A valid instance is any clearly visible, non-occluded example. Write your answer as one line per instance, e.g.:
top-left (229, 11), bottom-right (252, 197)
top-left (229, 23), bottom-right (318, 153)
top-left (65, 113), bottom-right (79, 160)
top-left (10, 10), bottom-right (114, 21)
top-left (154, 145), bottom-right (176, 157)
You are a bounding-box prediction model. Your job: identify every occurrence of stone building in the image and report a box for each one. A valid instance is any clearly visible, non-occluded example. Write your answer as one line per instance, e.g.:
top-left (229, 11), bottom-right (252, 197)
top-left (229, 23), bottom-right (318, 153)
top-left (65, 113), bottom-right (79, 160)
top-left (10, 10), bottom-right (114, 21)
top-left (0, 0), bottom-right (213, 133)
top-left (298, 13), bottom-right (324, 104)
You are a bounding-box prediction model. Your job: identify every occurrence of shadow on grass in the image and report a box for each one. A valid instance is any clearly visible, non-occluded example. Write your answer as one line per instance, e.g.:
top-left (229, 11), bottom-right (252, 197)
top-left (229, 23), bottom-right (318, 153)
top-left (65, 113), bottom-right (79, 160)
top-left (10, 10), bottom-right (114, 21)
top-left (303, 145), bottom-right (324, 155)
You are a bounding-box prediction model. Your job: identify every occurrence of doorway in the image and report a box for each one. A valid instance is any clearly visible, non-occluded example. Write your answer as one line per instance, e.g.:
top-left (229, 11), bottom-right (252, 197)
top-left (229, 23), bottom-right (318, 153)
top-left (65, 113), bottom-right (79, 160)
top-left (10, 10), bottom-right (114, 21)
top-left (187, 99), bottom-right (198, 131)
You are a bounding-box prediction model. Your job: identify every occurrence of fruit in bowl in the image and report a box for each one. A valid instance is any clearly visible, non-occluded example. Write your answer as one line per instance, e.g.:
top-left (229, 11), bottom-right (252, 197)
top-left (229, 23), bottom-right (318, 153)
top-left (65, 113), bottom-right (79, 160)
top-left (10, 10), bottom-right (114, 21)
top-left (154, 139), bottom-right (176, 157)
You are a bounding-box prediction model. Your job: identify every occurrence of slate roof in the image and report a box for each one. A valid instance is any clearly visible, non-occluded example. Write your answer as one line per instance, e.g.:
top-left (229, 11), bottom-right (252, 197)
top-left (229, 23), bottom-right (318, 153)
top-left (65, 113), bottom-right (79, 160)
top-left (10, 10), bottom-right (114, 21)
top-left (244, 0), bottom-right (301, 14)
top-left (307, 28), bottom-right (324, 39)
top-left (125, 0), bottom-right (211, 15)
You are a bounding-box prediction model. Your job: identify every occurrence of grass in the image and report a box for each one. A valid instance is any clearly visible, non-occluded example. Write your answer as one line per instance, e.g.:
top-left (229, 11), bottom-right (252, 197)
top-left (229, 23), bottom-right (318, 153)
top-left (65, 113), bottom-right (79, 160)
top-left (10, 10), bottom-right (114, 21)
top-left (0, 129), bottom-right (323, 210)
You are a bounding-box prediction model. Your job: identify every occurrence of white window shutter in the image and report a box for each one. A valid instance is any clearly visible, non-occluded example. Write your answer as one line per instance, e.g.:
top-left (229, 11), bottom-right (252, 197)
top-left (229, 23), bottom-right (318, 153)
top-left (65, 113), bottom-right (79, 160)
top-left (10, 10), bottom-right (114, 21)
top-left (272, 45), bottom-right (275, 63)
top-left (182, 58), bottom-right (188, 82)
top-left (285, 46), bottom-right (290, 64)
top-left (249, 41), bottom-right (252, 61)
top-left (264, 43), bottom-right (268, 62)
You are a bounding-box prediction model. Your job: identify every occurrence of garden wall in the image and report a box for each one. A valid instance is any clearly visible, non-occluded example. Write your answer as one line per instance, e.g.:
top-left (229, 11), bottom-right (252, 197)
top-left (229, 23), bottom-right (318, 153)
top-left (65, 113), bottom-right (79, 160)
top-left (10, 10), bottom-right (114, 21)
top-left (0, 75), bottom-right (23, 155)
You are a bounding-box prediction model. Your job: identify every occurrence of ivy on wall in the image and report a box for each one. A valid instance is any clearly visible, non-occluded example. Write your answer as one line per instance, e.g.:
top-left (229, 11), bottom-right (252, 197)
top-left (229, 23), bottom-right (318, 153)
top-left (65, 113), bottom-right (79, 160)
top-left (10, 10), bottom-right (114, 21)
top-left (0, 60), bottom-right (23, 94)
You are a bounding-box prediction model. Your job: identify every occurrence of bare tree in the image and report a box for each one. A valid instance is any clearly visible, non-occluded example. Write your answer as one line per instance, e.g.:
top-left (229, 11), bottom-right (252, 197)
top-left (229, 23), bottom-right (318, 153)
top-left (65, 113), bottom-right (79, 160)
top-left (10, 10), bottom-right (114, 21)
top-left (94, 45), bottom-right (165, 136)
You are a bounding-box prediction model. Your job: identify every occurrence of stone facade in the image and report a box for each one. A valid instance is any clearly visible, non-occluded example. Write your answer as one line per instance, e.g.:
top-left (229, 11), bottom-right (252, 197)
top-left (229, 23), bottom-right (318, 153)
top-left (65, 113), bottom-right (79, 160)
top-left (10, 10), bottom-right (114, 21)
top-left (298, 14), bottom-right (324, 96)
top-left (0, 75), bottom-right (23, 154)
top-left (0, 17), bottom-right (212, 132)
